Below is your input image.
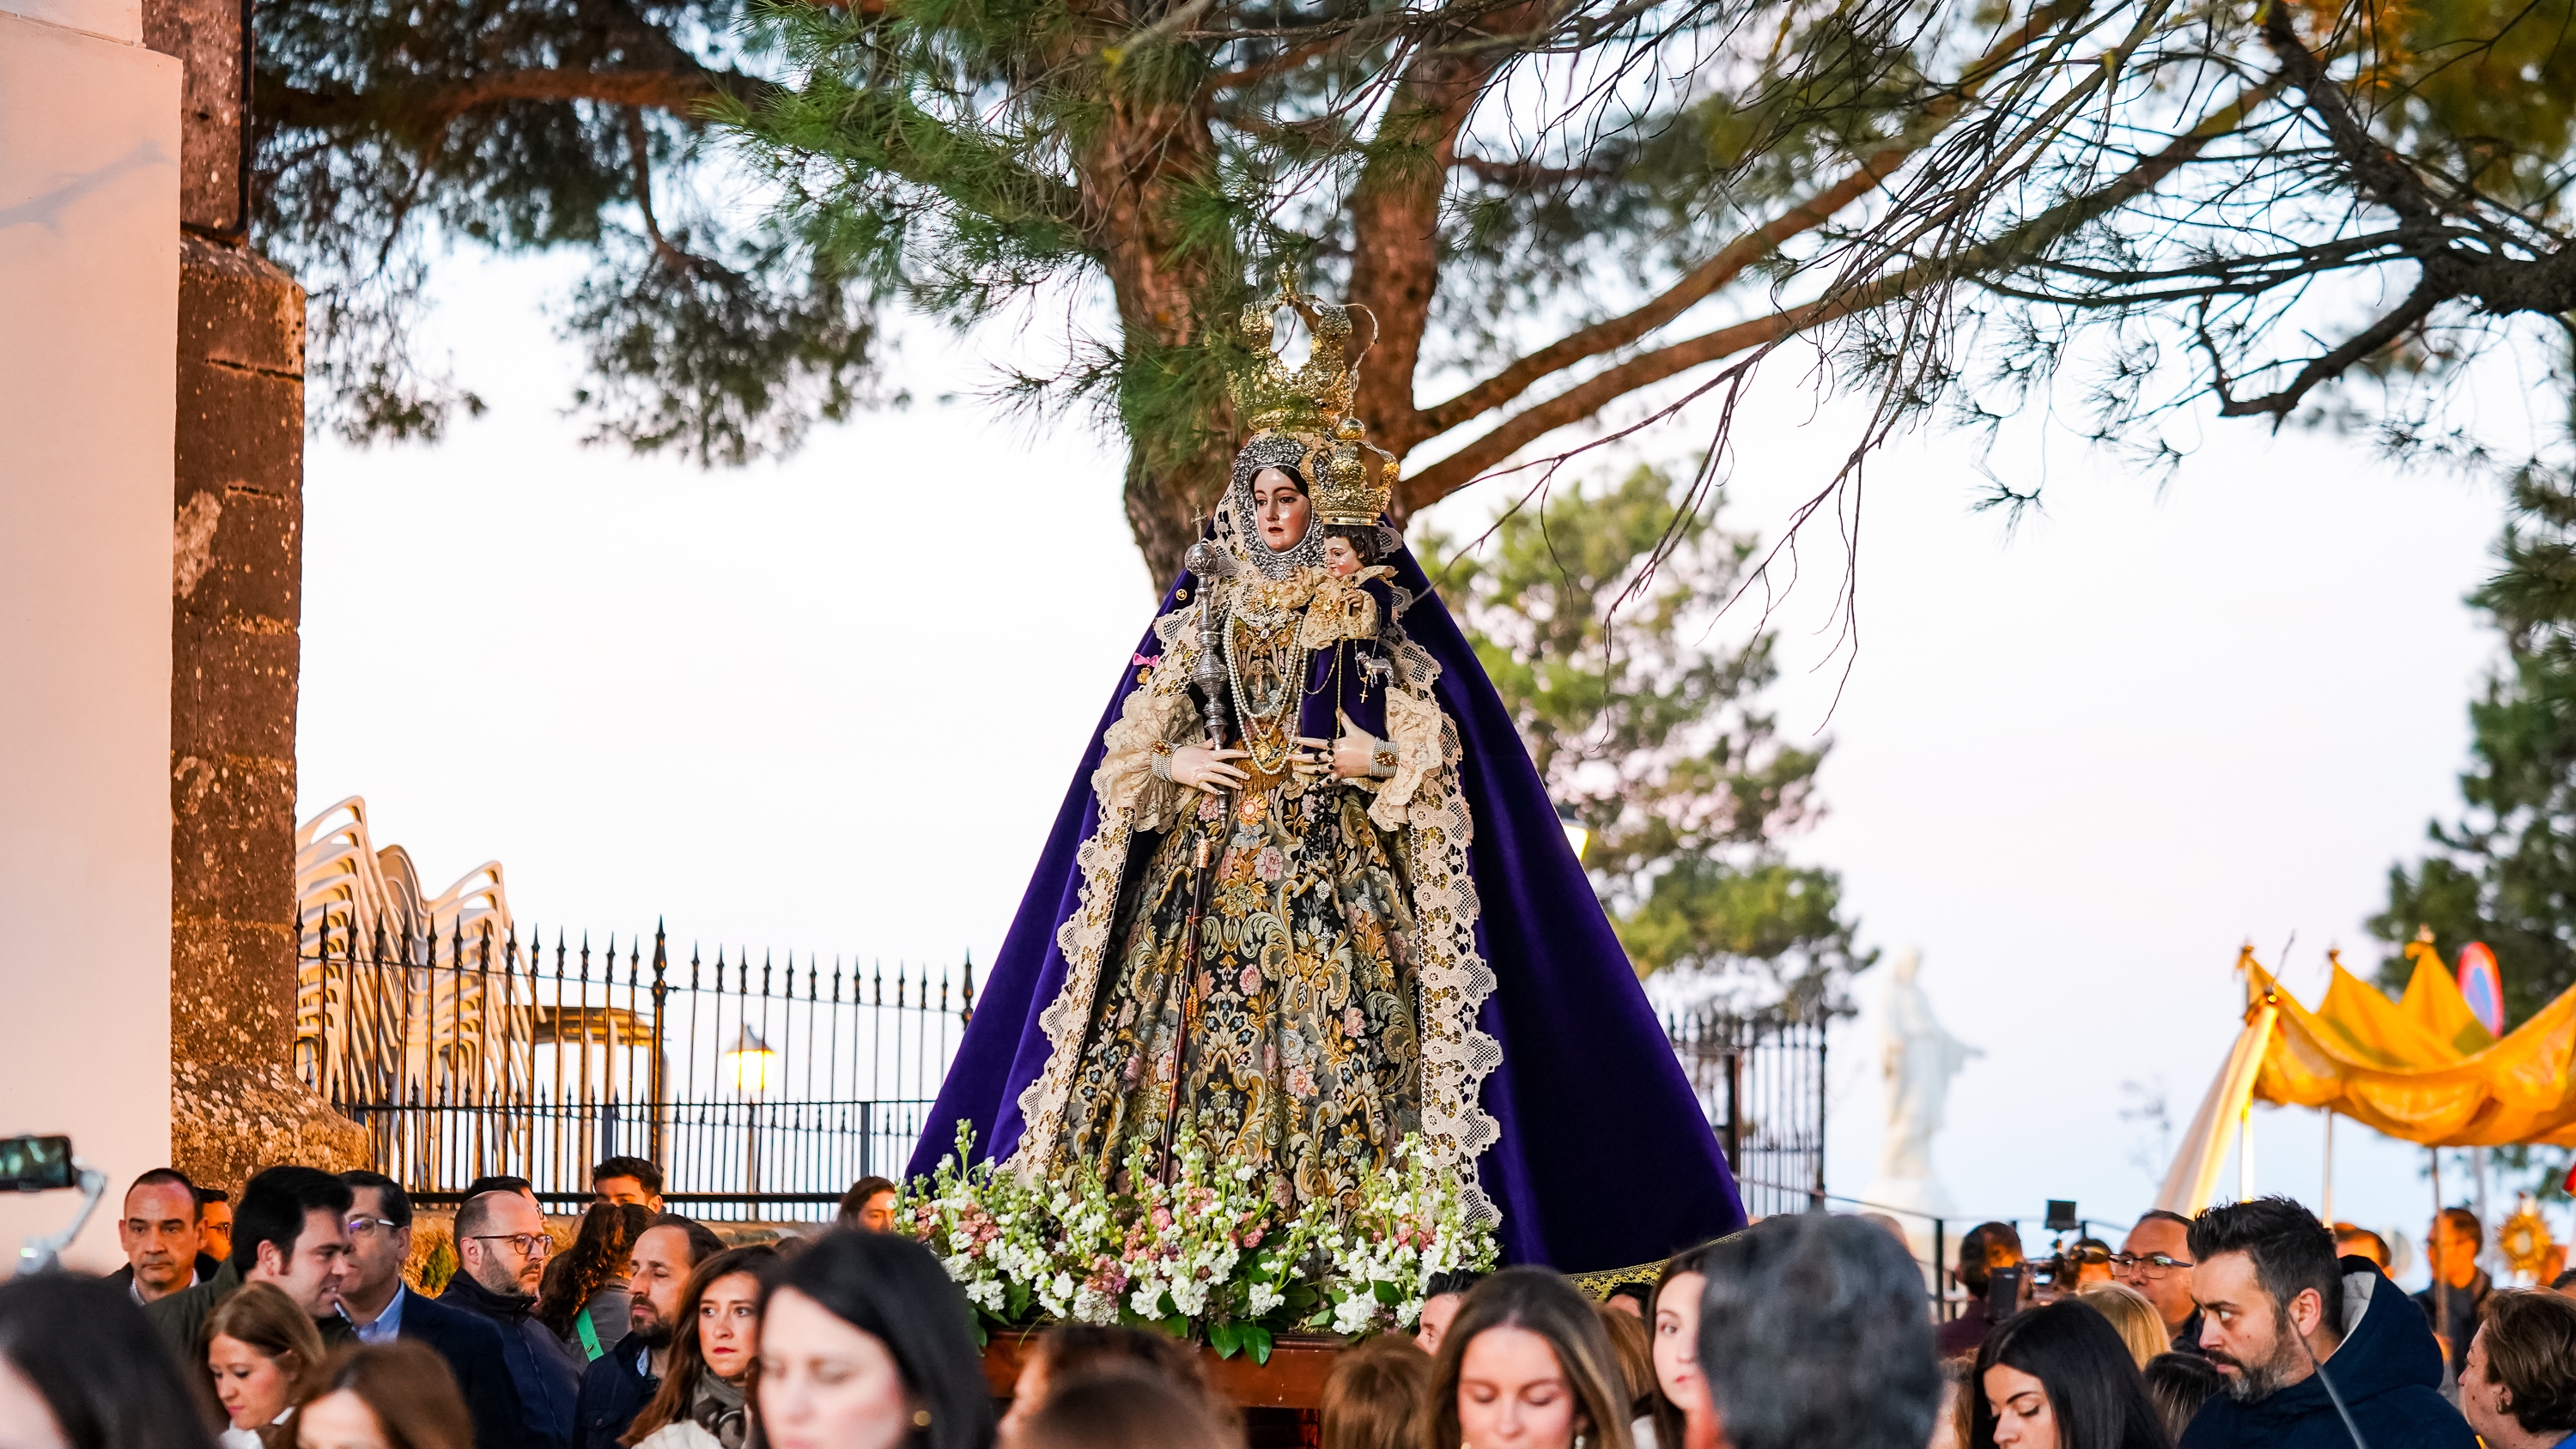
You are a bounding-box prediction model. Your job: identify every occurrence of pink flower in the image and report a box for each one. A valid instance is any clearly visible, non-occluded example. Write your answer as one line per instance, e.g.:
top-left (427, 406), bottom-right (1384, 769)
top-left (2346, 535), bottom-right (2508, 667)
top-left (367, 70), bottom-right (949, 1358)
top-left (1287, 1064), bottom-right (1317, 1098)
top-left (1197, 795), bottom-right (1224, 822)
top-left (1255, 846), bottom-right (1286, 882)
top-left (1244, 1228), bottom-right (1264, 1248)
top-left (1239, 965), bottom-right (1261, 995)
top-left (1343, 1006), bottom-right (1366, 1040)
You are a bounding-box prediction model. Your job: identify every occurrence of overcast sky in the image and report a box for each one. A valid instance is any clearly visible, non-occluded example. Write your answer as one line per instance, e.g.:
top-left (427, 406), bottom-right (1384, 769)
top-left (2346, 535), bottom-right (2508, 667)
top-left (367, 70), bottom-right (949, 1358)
top-left (301, 250), bottom-right (2529, 1284)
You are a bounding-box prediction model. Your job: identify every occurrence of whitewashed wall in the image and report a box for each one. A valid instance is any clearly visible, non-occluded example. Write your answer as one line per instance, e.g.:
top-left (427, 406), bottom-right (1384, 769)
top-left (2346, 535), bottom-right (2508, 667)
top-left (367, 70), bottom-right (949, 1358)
top-left (0, 0), bottom-right (179, 1272)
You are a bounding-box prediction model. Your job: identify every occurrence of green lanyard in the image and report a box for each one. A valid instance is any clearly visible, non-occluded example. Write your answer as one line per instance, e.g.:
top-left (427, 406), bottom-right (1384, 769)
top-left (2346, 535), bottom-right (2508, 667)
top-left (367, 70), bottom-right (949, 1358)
top-left (574, 1307), bottom-right (604, 1361)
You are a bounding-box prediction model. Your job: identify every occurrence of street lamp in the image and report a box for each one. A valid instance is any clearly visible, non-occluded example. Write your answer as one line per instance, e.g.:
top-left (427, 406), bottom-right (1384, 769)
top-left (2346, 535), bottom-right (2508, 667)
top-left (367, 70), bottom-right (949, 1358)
top-left (725, 1027), bottom-right (776, 1196)
top-left (724, 1027), bottom-right (779, 1093)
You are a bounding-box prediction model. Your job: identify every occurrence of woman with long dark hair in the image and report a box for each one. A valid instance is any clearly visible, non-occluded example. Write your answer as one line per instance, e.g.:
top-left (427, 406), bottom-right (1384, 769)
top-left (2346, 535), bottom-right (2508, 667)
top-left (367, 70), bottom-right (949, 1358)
top-left (1423, 1267), bottom-right (1632, 1449)
top-left (542, 1203), bottom-right (656, 1359)
top-left (1641, 1244), bottom-right (1720, 1449)
top-left (1971, 1301), bottom-right (2173, 1449)
top-left (624, 1245), bottom-right (779, 1449)
top-left (754, 1229), bottom-right (995, 1449)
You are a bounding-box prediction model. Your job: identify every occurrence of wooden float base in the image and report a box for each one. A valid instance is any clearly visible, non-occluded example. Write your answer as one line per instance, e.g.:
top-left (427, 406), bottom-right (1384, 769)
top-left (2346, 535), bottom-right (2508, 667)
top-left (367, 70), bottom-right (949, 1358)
top-left (981, 1331), bottom-right (1346, 1446)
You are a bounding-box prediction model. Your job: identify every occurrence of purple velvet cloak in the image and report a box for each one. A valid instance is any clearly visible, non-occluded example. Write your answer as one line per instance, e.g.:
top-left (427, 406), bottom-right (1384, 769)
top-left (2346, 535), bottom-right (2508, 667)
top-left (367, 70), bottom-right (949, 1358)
top-left (908, 540), bottom-right (1746, 1272)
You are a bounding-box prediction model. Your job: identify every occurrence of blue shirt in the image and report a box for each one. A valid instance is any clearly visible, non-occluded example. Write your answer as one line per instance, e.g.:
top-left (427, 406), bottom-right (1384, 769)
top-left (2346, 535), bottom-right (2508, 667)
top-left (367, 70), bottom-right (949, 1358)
top-left (347, 1282), bottom-right (408, 1344)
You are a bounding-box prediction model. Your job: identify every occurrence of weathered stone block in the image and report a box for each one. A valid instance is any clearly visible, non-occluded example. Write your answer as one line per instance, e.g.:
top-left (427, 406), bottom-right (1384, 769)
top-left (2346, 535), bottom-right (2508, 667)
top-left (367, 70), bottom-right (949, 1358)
top-left (169, 750), bottom-right (295, 917)
top-left (174, 360), bottom-right (301, 500)
top-left (169, 917), bottom-right (297, 1065)
top-left (178, 238), bottom-right (303, 375)
top-left (169, 620), bottom-right (298, 755)
top-left (170, 486), bottom-right (300, 629)
top-left (143, 0), bottom-right (244, 236)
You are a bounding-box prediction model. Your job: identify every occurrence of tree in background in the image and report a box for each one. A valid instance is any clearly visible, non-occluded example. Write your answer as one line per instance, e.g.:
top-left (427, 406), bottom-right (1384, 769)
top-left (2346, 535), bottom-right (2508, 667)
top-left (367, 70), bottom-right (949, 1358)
top-left (256, 0), bottom-right (881, 462)
top-left (2375, 473), bottom-right (2576, 1029)
top-left (1425, 466), bottom-right (1865, 1005)
top-left (265, 0), bottom-right (2576, 590)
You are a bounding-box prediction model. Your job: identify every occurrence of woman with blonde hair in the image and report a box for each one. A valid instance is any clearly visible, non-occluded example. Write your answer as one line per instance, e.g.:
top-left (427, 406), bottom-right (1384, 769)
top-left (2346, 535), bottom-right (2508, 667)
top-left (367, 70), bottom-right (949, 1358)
top-left (202, 1282), bottom-right (327, 1449)
top-left (624, 1245), bottom-right (778, 1449)
top-left (2074, 1284), bottom-right (2170, 1369)
top-left (1424, 1268), bottom-right (1633, 1449)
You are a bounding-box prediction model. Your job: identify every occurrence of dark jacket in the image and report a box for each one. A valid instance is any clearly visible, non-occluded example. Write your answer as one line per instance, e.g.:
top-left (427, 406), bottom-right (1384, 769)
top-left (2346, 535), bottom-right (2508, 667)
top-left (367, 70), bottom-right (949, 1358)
top-left (2412, 1270), bottom-right (2492, 1372)
top-left (574, 1332), bottom-right (660, 1449)
top-left (141, 1260), bottom-right (359, 1360)
top-left (1935, 1301), bottom-right (1996, 1358)
top-left (106, 1252), bottom-right (222, 1300)
top-left (441, 1270), bottom-right (585, 1449)
top-left (2181, 1260), bottom-right (2478, 1449)
top-left (399, 1286), bottom-right (537, 1449)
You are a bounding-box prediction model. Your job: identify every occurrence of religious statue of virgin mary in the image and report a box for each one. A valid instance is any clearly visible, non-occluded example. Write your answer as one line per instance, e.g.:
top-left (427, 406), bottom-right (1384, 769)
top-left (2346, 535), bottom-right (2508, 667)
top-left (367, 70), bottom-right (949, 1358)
top-left (911, 271), bottom-right (1743, 1273)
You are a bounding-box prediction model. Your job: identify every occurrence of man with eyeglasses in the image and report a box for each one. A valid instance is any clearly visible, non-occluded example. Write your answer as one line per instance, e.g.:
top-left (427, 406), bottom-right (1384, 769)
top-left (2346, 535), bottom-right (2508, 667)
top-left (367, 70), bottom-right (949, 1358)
top-left (442, 1186), bottom-right (585, 1449)
top-left (337, 1171), bottom-right (527, 1449)
top-left (2114, 1208), bottom-right (2206, 1354)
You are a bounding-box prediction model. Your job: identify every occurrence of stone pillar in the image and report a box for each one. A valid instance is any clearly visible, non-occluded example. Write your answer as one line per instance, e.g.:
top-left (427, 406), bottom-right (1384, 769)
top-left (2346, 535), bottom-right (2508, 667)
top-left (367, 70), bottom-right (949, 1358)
top-left (149, 0), bottom-right (363, 1187)
top-left (0, 0), bottom-right (182, 1271)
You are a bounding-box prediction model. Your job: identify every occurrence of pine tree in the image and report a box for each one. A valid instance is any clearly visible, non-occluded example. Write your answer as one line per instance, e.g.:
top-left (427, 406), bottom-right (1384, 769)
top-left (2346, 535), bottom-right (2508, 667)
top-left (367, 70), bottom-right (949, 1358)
top-left (1423, 466), bottom-right (1865, 1005)
top-left (2374, 470), bottom-right (2576, 1027)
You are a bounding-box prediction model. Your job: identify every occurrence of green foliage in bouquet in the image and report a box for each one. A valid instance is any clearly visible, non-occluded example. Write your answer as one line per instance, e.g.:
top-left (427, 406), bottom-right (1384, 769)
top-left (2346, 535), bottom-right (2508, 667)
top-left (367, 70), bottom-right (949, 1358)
top-left (902, 1124), bottom-right (1496, 1359)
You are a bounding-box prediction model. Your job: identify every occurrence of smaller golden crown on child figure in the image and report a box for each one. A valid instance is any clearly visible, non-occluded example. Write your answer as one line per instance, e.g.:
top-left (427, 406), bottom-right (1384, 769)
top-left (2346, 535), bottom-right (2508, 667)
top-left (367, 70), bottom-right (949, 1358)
top-left (1316, 427), bottom-right (1394, 526)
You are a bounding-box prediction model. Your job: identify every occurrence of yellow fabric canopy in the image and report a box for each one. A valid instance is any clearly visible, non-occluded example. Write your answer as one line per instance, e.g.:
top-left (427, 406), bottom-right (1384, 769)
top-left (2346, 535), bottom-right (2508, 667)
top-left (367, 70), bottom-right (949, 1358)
top-left (2247, 943), bottom-right (2576, 1148)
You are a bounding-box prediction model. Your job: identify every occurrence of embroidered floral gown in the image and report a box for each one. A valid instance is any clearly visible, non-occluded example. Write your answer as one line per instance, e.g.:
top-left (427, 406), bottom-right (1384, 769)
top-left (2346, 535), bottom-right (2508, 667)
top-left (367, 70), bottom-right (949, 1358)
top-left (1055, 565), bottom-right (1426, 1214)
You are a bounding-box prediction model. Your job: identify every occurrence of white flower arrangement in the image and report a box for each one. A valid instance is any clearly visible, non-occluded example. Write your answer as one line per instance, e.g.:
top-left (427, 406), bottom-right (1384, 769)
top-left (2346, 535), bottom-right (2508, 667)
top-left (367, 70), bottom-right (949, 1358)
top-left (902, 1125), bottom-right (1498, 1359)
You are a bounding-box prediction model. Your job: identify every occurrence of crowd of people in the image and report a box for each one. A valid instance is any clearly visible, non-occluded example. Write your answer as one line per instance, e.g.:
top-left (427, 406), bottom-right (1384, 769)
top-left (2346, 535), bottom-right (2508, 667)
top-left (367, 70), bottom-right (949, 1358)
top-left (7, 1155), bottom-right (2576, 1449)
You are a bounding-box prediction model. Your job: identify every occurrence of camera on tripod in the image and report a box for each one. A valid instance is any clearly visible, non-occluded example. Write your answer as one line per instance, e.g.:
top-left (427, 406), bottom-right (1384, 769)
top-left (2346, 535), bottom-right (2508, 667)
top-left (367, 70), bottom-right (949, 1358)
top-left (4, 1134), bottom-right (106, 1274)
top-left (1985, 1199), bottom-right (2107, 1317)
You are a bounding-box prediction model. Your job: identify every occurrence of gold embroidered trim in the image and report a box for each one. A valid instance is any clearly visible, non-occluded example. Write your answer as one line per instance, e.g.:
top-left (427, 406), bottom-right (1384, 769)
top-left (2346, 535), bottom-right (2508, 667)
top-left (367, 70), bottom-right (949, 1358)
top-left (1297, 568), bottom-right (1388, 651)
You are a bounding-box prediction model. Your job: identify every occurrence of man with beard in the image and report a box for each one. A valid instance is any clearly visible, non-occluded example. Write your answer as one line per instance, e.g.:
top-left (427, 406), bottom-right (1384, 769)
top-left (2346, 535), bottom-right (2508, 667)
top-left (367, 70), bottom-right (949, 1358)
top-left (2180, 1196), bottom-right (2475, 1449)
top-left (573, 1214), bottom-right (726, 1449)
top-left (445, 1188), bottom-right (586, 1449)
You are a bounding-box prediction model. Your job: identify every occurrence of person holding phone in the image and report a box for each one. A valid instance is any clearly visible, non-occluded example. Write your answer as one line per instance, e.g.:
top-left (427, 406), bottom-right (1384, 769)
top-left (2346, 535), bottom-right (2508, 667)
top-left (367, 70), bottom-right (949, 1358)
top-left (1938, 1223), bottom-right (2028, 1358)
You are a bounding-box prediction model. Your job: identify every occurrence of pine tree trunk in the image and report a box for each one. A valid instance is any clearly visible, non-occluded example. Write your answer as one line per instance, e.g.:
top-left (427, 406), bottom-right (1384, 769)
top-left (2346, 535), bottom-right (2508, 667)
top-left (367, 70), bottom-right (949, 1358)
top-left (1076, 83), bottom-right (1234, 589)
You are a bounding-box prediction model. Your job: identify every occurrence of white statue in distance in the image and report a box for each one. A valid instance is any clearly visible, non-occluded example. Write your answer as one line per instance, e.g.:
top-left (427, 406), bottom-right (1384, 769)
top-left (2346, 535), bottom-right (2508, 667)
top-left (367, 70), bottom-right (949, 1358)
top-left (1863, 947), bottom-right (1980, 1265)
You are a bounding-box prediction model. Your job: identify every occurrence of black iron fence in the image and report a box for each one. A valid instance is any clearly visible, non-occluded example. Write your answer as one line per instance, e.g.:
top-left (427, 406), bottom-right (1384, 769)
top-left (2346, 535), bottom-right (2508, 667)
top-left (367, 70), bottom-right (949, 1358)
top-left (300, 913), bottom-right (1832, 1225)
top-left (1667, 1003), bottom-right (1830, 1217)
top-left (296, 917), bottom-right (971, 1221)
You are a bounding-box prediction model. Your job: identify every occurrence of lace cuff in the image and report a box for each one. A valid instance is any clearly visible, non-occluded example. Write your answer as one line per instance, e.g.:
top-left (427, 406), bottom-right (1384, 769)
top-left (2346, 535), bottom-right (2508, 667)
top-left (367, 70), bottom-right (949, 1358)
top-left (1094, 662), bottom-right (1194, 832)
top-left (1368, 685), bottom-right (1449, 831)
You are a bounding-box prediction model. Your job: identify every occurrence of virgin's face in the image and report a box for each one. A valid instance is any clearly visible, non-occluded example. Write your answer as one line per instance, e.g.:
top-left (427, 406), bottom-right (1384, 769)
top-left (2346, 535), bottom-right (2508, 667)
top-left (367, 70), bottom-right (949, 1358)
top-left (208, 1334), bottom-right (294, 1430)
top-left (1252, 468), bottom-right (1310, 552)
top-left (1456, 1325), bottom-right (1585, 1449)
top-left (756, 1288), bottom-right (914, 1449)
top-left (698, 1272), bottom-right (763, 1382)
top-left (1653, 1271), bottom-right (1709, 1421)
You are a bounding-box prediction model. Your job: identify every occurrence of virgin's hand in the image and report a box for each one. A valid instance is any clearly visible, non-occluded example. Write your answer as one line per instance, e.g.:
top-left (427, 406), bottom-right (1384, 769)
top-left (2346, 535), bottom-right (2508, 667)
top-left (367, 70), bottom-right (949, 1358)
top-left (1170, 745), bottom-right (1249, 793)
top-left (1331, 733), bottom-right (1380, 779)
